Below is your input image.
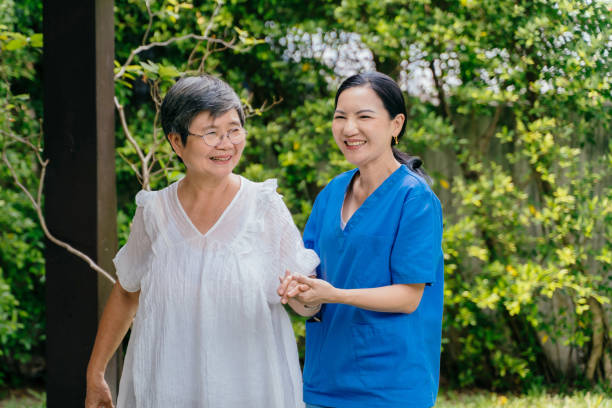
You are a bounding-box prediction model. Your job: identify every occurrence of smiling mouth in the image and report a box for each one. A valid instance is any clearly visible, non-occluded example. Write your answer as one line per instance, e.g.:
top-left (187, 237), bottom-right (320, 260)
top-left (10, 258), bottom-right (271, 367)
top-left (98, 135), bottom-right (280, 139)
top-left (345, 140), bottom-right (366, 146)
top-left (210, 156), bottom-right (231, 161)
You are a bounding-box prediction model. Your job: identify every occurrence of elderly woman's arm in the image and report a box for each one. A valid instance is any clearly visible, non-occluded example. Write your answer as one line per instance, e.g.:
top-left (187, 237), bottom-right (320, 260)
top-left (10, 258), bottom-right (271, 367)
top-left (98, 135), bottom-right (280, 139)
top-left (85, 282), bottom-right (139, 408)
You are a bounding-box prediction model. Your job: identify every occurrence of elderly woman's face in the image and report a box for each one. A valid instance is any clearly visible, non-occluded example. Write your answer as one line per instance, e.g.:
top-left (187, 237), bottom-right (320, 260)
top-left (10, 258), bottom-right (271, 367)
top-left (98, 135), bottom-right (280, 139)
top-left (172, 109), bottom-right (245, 179)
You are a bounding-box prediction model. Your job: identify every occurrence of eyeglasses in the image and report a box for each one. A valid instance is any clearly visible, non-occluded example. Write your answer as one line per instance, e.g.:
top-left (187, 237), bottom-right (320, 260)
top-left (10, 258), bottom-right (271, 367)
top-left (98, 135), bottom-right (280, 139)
top-left (187, 127), bottom-right (247, 147)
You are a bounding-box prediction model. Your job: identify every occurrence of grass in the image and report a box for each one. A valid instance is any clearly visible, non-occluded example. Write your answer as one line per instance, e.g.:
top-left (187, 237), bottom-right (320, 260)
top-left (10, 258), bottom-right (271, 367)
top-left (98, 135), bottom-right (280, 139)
top-left (437, 389), bottom-right (612, 407)
top-left (0, 389), bottom-right (45, 408)
top-left (0, 388), bottom-right (611, 407)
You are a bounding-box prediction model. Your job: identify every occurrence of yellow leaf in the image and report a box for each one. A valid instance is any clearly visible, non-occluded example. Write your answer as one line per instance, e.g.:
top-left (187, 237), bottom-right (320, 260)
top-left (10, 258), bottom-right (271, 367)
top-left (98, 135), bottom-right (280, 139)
top-left (541, 335), bottom-right (548, 344)
top-left (439, 179), bottom-right (450, 189)
top-left (468, 246), bottom-right (489, 261)
top-left (556, 247), bottom-right (576, 265)
top-left (499, 395), bottom-right (508, 405)
top-left (506, 265), bottom-right (517, 276)
top-left (529, 204), bottom-right (536, 215)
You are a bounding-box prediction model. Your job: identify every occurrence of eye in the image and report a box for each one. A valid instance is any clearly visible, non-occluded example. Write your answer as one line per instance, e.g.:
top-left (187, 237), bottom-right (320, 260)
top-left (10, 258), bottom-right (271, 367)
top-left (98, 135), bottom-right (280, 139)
top-left (204, 130), bottom-right (217, 137)
top-left (228, 127), bottom-right (242, 135)
top-left (333, 115), bottom-right (346, 120)
top-left (359, 115), bottom-right (372, 119)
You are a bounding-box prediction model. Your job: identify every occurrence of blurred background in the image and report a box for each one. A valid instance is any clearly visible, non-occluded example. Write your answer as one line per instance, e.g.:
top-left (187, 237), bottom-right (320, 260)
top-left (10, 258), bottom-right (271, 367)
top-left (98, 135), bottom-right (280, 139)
top-left (1, 0), bottom-right (611, 406)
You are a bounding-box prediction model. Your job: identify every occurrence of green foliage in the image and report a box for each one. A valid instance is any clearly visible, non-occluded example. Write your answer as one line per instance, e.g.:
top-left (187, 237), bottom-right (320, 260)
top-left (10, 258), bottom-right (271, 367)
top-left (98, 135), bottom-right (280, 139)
top-left (437, 388), bottom-right (612, 408)
top-left (0, 0), bottom-right (44, 388)
top-left (325, 0), bottom-right (612, 389)
top-left (3, 0), bottom-right (612, 392)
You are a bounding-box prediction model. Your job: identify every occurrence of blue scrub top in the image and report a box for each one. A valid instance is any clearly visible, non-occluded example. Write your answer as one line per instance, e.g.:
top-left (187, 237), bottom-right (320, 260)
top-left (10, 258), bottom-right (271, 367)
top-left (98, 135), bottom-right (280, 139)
top-left (302, 165), bottom-right (444, 408)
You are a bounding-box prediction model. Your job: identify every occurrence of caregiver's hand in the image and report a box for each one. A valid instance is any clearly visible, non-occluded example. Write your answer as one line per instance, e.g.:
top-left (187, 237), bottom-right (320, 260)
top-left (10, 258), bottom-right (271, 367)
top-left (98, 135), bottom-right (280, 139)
top-left (285, 275), bottom-right (337, 306)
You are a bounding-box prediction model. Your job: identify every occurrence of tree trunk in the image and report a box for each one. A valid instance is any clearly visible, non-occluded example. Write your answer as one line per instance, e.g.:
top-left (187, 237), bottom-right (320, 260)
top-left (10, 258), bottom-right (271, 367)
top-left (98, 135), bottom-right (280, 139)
top-left (586, 297), bottom-right (605, 382)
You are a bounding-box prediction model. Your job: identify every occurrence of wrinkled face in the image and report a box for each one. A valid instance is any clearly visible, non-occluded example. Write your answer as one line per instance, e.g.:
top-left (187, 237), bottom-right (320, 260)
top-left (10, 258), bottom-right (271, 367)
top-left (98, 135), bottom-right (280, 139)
top-left (169, 109), bottom-right (245, 179)
top-left (332, 86), bottom-right (403, 168)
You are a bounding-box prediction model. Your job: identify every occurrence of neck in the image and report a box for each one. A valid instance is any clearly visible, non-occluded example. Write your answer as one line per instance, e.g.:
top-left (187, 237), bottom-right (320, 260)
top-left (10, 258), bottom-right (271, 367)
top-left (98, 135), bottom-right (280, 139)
top-left (180, 172), bottom-right (236, 199)
top-left (356, 151), bottom-right (400, 195)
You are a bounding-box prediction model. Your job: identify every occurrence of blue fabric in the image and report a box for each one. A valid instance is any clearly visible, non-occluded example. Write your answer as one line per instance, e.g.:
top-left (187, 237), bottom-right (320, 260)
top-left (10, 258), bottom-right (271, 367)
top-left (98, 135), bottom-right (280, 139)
top-left (302, 166), bottom-right (444, 408)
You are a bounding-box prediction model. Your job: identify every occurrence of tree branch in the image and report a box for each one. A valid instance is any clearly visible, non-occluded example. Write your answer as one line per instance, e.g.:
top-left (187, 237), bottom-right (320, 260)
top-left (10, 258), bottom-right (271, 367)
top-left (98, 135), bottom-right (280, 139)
top-left (2, 137), bottom-right (115, 284)
top-left (479, 105), bottom-right (503, 155)
top-left (114, 35), bottom-right (235, 81)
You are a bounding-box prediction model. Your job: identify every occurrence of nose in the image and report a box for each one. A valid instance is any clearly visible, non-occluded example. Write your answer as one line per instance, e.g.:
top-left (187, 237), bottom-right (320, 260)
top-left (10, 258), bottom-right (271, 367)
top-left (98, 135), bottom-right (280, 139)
top-left (216, 132), bottom-right (235, 149)
top-left (343, 117), bottom-right (359, 136)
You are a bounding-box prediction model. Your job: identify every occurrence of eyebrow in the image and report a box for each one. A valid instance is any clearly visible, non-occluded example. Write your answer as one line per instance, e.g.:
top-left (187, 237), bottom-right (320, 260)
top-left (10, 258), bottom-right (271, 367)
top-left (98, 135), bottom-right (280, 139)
top-left (202, 120), bottom-right (242, 130)
top-left (334, 109), bottom-right (377, 114)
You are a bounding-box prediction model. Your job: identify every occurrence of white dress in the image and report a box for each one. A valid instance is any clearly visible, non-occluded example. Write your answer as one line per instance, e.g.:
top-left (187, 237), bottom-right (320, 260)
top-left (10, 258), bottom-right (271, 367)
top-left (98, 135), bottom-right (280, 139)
top-left (113, 177), bottom-right (319, 408)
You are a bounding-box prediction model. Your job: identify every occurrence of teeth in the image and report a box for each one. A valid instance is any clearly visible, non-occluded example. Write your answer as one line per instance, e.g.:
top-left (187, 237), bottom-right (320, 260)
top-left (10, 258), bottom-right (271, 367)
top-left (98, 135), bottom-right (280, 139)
top-left (211, 157), bottom-right (230, 161)
top-left (346, 141), bottom-right (366, 146)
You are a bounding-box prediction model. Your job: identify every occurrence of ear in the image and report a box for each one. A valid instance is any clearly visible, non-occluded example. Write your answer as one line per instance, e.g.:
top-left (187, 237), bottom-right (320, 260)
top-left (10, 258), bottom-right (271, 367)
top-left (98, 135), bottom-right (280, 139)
top-left (167, 132), bottom-right (184, 159)
top-left (391, 113), bottom-right (405, 138)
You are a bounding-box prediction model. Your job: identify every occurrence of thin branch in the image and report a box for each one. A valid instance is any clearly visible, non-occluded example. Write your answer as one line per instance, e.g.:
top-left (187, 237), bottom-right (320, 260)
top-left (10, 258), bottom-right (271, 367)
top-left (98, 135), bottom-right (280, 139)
top-left (2, 142), bottom-right (116, 284)
top-left (142, 0), bottom-right (154, 45)
top-left (2, 142), bottom-right (38, 210)
top-left (0, 129), bottom-right (43, 164)
top-left (197, 39), bottom-right (215, 73)
top-left (430, 59), bottom-right (453, 122)
top-left (115, 96), bottom-right (147, 165)
top-left (244, 96), bottom-right (284, 118)
top-left (117, 149), bottom-right (143, 182)
top-left (203, 1), bottom-right (223, 38)
top-left (114, 35), bottom-right (235, 81)
top-left (187, 40), bottom-right (204, 67)
top-left (479, 105), bottom-right (503, 155)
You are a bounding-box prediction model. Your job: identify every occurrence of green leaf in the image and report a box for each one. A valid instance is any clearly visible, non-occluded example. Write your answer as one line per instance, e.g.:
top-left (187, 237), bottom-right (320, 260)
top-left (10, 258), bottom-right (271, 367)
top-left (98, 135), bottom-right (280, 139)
top-left (30, 33), bottom-right (43, 48)
top-left (5, 34), bottom-right (28, 51)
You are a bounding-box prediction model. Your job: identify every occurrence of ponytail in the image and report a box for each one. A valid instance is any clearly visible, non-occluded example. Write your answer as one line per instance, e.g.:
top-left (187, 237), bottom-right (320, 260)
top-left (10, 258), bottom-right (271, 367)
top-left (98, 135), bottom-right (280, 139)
top-left (392, 147), bottom-right (431, 184)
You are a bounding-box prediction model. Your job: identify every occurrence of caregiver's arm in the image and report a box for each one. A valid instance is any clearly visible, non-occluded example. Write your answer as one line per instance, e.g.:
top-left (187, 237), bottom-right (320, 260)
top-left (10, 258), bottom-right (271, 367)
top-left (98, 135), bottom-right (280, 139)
top-left (85, 282), bottom-right (140, 408)
top-left (284, 275), bottom-right (425, 314)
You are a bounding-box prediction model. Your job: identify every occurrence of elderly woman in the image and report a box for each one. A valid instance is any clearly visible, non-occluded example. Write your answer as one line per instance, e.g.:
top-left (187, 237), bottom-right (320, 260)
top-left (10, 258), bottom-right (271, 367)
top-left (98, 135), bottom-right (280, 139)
top-left (85, 75), bottom-right (319, 408)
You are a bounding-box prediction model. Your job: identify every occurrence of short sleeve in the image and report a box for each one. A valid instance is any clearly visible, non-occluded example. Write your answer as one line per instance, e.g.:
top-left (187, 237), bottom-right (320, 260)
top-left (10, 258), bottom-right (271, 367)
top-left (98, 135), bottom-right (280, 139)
top-left (390, 190), bottom-right (443, 285)
top-left (113, 206), bottom-right (153, 292)
top-left (275, 196), bottom-right (320, 278)
top-left (303, 194), bottom-right (320, 253)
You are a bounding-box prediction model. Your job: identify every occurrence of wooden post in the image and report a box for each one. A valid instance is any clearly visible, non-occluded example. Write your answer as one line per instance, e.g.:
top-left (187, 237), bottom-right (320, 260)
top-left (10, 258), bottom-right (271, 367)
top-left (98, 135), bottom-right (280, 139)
top-left (43, 0), bottom-right (118, 406)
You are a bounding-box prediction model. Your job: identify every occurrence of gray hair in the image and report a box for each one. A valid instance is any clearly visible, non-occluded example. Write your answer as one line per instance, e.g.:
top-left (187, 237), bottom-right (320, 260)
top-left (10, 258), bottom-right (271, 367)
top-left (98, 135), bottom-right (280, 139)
top-left (161, 75), bottom-right (245, 146)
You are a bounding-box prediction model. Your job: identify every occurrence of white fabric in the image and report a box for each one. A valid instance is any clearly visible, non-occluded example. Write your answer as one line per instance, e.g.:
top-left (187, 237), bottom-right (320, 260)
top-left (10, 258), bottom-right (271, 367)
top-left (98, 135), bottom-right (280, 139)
top-left (114, 177), bottom-right (319, 408)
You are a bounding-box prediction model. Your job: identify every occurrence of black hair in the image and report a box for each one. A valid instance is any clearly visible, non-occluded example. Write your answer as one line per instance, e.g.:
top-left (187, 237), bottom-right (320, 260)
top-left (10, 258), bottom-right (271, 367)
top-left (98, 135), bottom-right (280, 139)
top-left (335, 72), bottom-right (430, 182)
top-left (161, 75), bottom-right (245, 147)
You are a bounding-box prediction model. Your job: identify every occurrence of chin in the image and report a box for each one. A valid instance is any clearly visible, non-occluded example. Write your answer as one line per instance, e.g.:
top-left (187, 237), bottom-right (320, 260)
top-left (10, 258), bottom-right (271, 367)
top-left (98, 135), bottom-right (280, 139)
top-left (341, 150), bottom-right (367, 167)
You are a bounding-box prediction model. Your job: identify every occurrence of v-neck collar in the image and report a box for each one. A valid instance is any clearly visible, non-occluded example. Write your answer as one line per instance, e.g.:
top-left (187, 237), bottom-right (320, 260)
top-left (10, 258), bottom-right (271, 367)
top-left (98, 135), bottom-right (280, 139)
top-left (339, 165), bottom-right (405, 234)
top-left (174, 176), bottom-right (244, 239)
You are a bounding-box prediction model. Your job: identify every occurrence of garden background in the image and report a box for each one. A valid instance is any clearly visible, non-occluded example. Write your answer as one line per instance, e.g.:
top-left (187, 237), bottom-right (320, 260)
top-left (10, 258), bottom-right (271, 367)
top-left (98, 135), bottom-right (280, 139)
top-left (1, 0), bottom-right (611, 404)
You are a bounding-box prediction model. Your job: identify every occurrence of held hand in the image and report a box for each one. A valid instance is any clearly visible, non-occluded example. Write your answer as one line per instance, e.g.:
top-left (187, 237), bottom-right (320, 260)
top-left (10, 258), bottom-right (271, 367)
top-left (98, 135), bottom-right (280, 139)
top-left (286, 275), bottom-right (337, 306)
top-left (85, 374), bottom-right (114, 408)
top-left (278, 271), bottom-right (309, 305)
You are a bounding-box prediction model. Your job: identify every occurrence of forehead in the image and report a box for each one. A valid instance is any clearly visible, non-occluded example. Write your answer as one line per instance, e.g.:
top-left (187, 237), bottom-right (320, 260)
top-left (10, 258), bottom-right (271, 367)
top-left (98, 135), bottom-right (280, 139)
top-left (190, 109), bottom-right (241, 128)
top-left (336, 86), bottom-right (384, 112)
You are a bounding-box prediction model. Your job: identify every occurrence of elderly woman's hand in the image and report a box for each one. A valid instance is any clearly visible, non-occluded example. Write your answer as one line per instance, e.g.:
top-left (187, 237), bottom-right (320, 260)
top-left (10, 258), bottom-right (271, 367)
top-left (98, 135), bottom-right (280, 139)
top-left (285, 275), bottom-right (337, 306)
top-left (85, 373), bottom-right (114, 408)
top-left (278, 271), bottom-right (309, 305)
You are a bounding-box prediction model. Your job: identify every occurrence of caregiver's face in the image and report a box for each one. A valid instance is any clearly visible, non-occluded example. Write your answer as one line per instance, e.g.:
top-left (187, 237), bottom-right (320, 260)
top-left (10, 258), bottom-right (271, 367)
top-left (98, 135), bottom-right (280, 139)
top-left (332, 86), bottom-right (401, 167)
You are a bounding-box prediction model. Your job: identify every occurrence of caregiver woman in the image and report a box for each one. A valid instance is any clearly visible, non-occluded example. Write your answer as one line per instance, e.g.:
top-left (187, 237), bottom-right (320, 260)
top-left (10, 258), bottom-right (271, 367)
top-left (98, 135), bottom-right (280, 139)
top-left (279, 72), bottom-right (444, 408)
